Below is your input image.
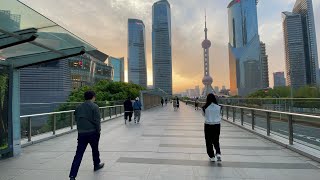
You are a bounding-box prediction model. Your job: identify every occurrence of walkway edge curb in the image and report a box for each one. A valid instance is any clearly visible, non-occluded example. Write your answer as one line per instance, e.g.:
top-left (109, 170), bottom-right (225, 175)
top-left (223, 118), bottom-right (320, 163)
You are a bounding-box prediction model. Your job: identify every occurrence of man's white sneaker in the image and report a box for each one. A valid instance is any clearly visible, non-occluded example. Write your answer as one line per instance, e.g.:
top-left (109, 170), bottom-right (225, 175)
top-left (216, 154), bottom-right (222, 162)
top-left (209, 157), bottom-right (216, 162)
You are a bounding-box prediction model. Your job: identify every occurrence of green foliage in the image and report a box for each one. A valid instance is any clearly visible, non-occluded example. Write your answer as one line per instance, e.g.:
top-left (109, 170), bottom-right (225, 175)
top-left (0, 73), bottom-right (9, 148)
top-left (247, 86), bottom-right (320, 98)
top-left (245, 86), bottom-right (320, 109)
top-left (68, 80), bottom-right (145, 103)
top-left (40, 80), bottom-right (146, 132)
top-left (247, 86), bottom-right (291, 98)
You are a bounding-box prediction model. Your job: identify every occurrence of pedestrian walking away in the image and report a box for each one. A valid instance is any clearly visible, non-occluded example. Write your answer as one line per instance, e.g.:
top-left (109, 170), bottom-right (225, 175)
top-left (161, 98), bottom-right (164, 107)
top-left (124, 97), bottom-right (133, 124)
top-left (69, 91), bottom-right (104, 180)
top-left (133, 97), bottom-right (142, 123)
top-left (202, 93), bottom-right (222, 162)
top-left (195, 97), bottom-right (199, 110)
top-left (176, 97), bottom-right (180, 109)
top-left (165, 98), bottom-right (168, 105)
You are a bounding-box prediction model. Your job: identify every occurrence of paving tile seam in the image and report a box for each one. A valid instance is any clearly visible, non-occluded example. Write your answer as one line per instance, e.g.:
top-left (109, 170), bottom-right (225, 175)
top-left (158, 144), bottom-right (282, 150)
top-left (142, 134), bottom-right (257, 139)
top-left (153, 151), bottom-right (299, 157)
top-left (116, 157), bottom-right (319, 169)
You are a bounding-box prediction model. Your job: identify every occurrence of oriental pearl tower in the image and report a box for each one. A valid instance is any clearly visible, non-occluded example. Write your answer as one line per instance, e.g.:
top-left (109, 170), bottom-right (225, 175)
top-left (201, 12), bottom-right (215, 97)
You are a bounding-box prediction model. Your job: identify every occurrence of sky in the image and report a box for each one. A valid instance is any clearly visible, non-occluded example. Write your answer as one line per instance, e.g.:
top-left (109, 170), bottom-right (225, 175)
top-left (21, 0), bottom-right (320, 93)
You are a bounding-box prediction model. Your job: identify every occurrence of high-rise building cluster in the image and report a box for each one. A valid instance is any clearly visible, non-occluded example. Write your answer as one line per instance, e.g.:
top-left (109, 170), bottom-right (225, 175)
top-left (228, 0), bottom-right (270, 96)
top-left (282, 0), bottom-right (319, 89)
top-left (126, 0), bottom-right (172, 95)
top-left (228, 0), bottom-right (319, 96)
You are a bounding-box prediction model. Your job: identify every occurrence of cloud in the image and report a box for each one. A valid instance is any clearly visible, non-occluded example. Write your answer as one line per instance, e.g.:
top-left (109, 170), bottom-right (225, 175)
top-left (20, 0), bottom-right (320, 92)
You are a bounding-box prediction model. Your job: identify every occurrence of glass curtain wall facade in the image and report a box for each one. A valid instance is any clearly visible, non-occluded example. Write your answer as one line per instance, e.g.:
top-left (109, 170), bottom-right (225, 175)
top-left (128, 19), bottom-right (147, 88)
top-left (282, 12), bottom-right (307, 88)
top-left (152, 0), bottom-right (172, 95)
top-left (69, 54), bottom-right (112, 89)
top-left (228, 0), bottom-right (262, 96)
top-left (108, 56), bottom-right (124, 82)
top-left (20, 60), bottom-right (72, 116)
top-left (273, 72), bottom-right (286, 87)
top-left (292, 0), bottom-right (320, 86)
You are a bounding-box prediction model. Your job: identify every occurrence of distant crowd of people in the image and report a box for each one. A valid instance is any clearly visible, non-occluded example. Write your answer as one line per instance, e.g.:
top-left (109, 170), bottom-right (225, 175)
top-left (69, 91), bottom-right (222, 180)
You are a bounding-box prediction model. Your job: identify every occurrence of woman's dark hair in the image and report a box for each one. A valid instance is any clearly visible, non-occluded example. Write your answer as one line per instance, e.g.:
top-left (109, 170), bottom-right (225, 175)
top-left (84, 91), bottom-right (96, 100)
top-left (202, 93), bottom-right (218, 111)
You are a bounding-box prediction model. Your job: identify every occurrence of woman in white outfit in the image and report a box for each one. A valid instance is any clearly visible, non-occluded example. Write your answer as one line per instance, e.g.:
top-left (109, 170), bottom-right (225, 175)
top-left (202, 93), bottom-right (222, 162)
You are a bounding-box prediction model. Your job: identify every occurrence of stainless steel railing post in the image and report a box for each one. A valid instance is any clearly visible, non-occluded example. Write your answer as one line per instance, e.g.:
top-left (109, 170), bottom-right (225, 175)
top-left (27, 117), bottom-right (32, 142)
top-left (266, 112), bottom-right (271, 136)
top-left (232, 107), bottom-right (235, 122)
top-left (251, 110), bottom-right (255, 130)
top-left (240, 108), bottom-right (244, 126)
top-left (71, 112), bottom-right (74, 130)
top-left (288, 114), bottom-right (294, 145)
top-left (53, 114), bottom-right (56, 135)
top-left (226, 106), bottom-right (229, 120)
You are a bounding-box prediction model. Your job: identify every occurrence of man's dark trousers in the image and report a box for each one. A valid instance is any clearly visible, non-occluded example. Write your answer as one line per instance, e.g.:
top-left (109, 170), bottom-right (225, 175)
top-left (69, 131), bottom-right (101, 178)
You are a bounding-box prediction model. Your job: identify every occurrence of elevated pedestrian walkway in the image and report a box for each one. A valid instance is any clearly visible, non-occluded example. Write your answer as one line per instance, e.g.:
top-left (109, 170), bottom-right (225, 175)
top-left (0, 104), bottom-right (320, 179)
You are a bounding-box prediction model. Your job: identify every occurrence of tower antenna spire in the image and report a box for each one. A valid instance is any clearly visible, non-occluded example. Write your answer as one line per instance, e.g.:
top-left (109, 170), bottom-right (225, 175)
top-left (204, 9), bottom-right (208, 39)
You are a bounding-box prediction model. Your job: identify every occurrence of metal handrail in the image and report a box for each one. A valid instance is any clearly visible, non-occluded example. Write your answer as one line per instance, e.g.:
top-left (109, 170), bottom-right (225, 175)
top-left (222, 104), bottom-right (320, 118)
top-left (20, 105), bottom-right (124, 143)
top-left (185, 100), bottom-right (320, 118)
top-left (20, 105), bottom-right (124, 118)
top-left (185, 99), bottom-right (320, 147)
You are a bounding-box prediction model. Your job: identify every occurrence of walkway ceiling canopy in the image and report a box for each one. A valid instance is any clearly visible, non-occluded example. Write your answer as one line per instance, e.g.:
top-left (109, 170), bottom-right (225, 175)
top-left (0, 0), bottom-right (96, 68)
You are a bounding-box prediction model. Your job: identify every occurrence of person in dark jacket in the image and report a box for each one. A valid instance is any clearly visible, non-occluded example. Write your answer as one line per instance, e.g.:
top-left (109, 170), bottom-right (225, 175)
top-left (133, 97), bottom-right (142, 123)
top-left (124, 97), bottom-right (133, 124)
top-left (69, 91), bottom-right (104, 180)
top-left (161, 98), bottom-right (164, 107)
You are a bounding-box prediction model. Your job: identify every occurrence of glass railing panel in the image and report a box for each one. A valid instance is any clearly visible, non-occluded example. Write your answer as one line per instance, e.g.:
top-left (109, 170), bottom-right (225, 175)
top-left (254, 111), bottom-right (267, 130)
top-left (270, 112), bottom-right (288, 139)
top-left (293, 115), bottom-right (320, 150)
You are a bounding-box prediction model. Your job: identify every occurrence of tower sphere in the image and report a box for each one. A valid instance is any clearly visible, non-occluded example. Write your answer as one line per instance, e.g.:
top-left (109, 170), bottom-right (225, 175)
top-left (202, 75), bottom-right (213, 85)
top-left (202, 39), bottom-right (211, 49)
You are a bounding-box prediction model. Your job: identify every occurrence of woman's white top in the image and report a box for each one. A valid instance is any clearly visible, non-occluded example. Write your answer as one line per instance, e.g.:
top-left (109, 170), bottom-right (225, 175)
top-left (203, 103), bottom-right (221, 125)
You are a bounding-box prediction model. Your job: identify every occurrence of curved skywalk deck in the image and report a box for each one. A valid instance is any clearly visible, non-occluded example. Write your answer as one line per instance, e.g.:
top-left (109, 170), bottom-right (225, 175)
top-left (1, 104), bottom-right (320, 180)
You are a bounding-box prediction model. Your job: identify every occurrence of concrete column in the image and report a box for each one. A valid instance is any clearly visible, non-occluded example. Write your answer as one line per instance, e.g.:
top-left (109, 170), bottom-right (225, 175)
top-left (9, 67), bottom-right (21, 156)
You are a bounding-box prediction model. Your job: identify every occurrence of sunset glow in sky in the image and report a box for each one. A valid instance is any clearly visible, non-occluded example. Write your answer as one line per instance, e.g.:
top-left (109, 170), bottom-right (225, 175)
top-left (22, 0), bottom-right (320, 93)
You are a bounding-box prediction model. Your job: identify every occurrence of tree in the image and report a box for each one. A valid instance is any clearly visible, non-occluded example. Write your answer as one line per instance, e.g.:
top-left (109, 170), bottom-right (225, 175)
top-left (39, 80), bottom-right (146, 132)
top-left (0, 72), bottom-right (9, 150)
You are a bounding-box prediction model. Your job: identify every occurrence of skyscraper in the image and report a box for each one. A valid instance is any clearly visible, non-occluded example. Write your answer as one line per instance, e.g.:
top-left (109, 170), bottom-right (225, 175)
top-left (260, 42), bottom-right (269, 88)
top-left (108, 56), bottom-right (124, 82)
top-left (273, 72), bottom-right (286, 87)
top-left (292, 0), bottom-right (319, 86)
top-left (228, 0), bottom-right (263, 96)
top-left (128, 19), bottom-right (147, 88)
top-left (152, 0), bottom-right (172, 95)
top-left (282, 12), bottom-right (307, 88)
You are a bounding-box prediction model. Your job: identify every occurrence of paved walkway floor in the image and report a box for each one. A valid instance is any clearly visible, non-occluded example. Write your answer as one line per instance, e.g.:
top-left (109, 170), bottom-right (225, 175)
top-left (1, 104), bottom-right (320, 180)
